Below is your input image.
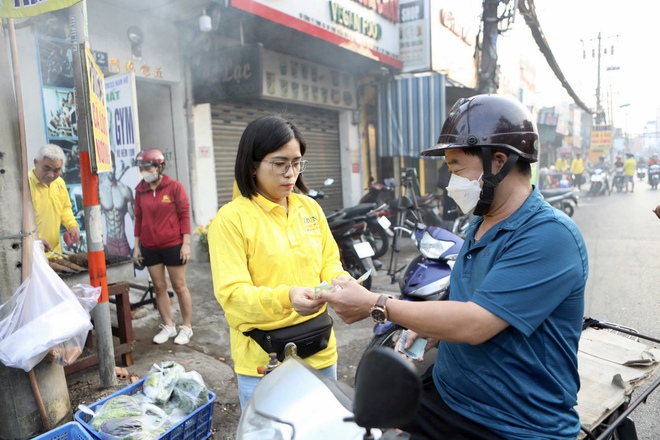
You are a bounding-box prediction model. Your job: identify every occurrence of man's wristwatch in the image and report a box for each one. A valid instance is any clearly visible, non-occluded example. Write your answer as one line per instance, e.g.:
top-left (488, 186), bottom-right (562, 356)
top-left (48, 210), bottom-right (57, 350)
top-left (370, 294), bottom-right (389, 324)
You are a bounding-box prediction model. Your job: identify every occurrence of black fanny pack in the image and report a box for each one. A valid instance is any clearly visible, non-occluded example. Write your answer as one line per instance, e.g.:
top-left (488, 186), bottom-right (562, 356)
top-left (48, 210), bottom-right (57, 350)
top-left (243, 310), bottom-right (333, 361)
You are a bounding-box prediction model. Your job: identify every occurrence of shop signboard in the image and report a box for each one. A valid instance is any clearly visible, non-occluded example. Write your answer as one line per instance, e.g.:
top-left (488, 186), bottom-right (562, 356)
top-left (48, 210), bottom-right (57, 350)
top-left (230, 0), bottom-right (401, 68)
top-left (191, 44), bottom-right (263, 103)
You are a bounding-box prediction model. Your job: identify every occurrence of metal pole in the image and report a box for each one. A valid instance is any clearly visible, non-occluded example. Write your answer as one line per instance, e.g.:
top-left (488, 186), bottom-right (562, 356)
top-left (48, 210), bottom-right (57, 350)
top-left (477, 0), bottom-right (500, 94)
top-left (69, 1), bottom-right (117, 388)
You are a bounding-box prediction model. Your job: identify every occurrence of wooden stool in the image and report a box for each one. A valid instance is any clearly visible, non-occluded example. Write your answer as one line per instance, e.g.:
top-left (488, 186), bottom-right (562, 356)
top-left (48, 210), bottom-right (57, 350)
top-left (64, 281), bottom-right (135, 375)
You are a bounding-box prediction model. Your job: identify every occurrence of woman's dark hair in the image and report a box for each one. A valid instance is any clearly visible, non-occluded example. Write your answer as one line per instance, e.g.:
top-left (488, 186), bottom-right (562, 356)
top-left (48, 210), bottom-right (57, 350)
top-left (462, 147), bottom-right (532, 177)
top-left (235, 114), bottom-right (309, 197)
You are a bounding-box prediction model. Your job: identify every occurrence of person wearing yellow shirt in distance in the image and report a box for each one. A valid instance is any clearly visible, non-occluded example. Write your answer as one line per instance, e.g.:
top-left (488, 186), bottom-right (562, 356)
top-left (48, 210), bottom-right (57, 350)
top-left (29, 144), bottom-right (80, 256)
top-left (623, 153), bottom-right (636, 193)
top-left (570, 153), bottom-right (585, 191)
top-left (208, 114), bottom-right (351, 409)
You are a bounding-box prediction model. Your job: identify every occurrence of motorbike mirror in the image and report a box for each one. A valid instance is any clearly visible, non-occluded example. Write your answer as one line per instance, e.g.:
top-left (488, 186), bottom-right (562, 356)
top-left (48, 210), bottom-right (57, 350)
top-left (352, 347), bottom-right (421, 430)
top-left (324, 178), bottom-right (334, 186)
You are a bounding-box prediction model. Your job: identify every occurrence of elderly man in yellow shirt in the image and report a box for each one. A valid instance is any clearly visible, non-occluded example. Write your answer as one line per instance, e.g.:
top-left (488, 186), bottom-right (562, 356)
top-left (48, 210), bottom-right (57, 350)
top-left (28, 144), bottom-right (80, 255)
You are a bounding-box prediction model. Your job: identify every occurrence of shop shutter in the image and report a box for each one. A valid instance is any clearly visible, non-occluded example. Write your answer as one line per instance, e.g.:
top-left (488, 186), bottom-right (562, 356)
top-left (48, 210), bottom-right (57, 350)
top-left (210, 100), bottom-right (343, 213)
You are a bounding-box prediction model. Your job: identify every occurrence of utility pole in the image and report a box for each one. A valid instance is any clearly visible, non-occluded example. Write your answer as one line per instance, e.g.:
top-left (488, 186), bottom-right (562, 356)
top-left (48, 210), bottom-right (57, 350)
top-left (595, 32), bottom-right (605, 125)
top-left (0, 20), bottom-right (71, 439)
top-left (477, 0), bottom-right (500, 94)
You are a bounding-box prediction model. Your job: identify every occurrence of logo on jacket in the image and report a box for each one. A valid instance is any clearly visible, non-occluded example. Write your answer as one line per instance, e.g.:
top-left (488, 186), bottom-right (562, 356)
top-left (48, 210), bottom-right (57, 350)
top-left (161, 195), bottom-right (172, 203)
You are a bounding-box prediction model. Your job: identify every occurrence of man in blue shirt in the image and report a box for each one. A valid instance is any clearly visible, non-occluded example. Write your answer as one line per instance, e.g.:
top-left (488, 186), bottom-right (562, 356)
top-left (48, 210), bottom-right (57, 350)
top-left (323, 94), bottom-right (588, 439)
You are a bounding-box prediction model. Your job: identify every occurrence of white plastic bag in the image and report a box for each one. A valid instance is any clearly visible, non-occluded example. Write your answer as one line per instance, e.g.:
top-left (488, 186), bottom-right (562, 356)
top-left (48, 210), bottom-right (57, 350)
top-left (0, 241), bottom-right (93, 371)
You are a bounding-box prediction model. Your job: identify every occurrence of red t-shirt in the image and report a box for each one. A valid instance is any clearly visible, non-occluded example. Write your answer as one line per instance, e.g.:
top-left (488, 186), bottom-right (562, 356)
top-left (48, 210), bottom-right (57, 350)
top-left (134, 174), bottom-right (191, 250)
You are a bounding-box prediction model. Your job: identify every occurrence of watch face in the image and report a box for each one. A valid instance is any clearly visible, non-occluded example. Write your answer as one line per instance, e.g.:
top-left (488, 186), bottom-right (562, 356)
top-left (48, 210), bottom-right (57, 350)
top-left (371, 308), bottom-right (387, 323)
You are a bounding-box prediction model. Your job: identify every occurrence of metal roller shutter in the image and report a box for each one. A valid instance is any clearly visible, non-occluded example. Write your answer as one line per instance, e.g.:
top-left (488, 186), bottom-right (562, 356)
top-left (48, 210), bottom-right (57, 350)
top-left (211, 100), bottom-right (343, 213)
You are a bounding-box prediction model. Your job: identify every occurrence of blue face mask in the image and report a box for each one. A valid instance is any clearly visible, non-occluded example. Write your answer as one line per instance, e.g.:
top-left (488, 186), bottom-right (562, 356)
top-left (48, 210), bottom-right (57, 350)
top-left (446, 173), bottom-right (483, 214)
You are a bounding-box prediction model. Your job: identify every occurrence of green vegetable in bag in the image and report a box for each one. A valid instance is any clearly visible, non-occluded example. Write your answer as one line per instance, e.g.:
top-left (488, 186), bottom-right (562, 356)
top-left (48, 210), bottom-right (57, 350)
top-left (171, 378), bottom-right (209, 414)
top-left (142, 361), bottom-right (185, 404)
top-left (91, 395), bottom-right (143, 430)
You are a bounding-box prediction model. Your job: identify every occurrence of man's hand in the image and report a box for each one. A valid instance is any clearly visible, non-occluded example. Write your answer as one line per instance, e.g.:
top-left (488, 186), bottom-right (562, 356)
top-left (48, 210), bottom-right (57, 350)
top-left (320, 278), bottom-right (379, 324)
top-left (290, 286), bottom-right (324, 316)
top-left (653, 205), bottom-right (660, 219)
top-left (180, 243), bottom-right (191, 264)
top-left (40, 238), bottom-right (53, 252)
top-left (401, 329), bottom-right (439, 362)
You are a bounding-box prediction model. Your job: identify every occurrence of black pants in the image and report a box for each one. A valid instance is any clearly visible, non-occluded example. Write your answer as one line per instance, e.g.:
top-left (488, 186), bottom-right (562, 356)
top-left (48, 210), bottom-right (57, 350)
top-left (399, 368), bottom-right (505, 440)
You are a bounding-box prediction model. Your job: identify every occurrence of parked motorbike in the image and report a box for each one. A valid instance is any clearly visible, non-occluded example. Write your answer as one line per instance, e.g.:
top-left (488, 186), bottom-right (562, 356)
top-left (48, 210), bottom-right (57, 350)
top-left (327, 203), bottom-right (391, 259)
top-left (541, 187), bottom-right (579, 217)
top-left (612, 167), bottom-right (625, 193)
top-left (648, 164), bottom-right (660, 190)
top-left (236, 344), bottom-right (421, 440)
top-left (368, 223), bottom-right (464, 359)
top-left (360, 177), bottom-right (397, 205)
top-left (588, 168), bottom-right (610, 196)
top-left (326, 210), bottom-right (378, 290)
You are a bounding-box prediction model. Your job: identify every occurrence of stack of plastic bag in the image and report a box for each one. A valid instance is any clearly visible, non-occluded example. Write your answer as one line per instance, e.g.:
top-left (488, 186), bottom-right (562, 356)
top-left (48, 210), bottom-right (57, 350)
top-left (80, 361), bottom-right (210, 439)
top-left (0, 241), bottom-right (99, 371)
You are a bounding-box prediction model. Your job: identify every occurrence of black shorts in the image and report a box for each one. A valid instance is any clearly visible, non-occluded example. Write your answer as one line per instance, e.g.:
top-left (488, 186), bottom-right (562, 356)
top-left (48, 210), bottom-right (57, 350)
top-left (140, 243), bottom-right (183, 267)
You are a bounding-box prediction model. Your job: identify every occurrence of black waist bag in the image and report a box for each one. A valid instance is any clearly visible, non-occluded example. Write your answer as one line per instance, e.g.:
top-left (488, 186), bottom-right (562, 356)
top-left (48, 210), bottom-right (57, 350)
top-left (243, 311), bottom-right (333, 362)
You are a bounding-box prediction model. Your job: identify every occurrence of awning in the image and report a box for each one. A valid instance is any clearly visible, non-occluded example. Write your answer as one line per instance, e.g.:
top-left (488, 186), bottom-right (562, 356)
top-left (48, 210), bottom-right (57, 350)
top-left (377, 73), bottom-right (446, 158)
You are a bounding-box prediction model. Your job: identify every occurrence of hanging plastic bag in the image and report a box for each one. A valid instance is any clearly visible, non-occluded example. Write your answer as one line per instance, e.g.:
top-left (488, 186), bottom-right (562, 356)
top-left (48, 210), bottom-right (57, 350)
top-left (0, 241), bottom-right (93, 372)
top-left (45, 283), bottom-right (102, 366)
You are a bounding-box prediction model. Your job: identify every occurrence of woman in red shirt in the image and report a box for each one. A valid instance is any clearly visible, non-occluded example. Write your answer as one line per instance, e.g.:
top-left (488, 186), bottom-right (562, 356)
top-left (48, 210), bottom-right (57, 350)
top-left (133, 148), bottom-right (193, 345)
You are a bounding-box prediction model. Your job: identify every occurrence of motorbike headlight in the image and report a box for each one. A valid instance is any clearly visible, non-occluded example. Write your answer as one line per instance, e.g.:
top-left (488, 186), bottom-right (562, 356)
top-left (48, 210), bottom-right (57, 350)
top-left (236, 399), bottom-right (294, 440)
top-left (418, 231), bottom-right (457, 260)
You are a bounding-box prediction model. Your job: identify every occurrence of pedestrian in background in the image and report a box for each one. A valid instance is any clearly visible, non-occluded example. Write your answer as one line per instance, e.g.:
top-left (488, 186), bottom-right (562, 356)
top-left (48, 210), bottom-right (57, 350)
top-left (133, 148), bottom-right (194, 345)
top-left (623, 153), bottom-right (636, 193)
top-left (28, 144), bottom-right (80, 256)
top-left (208, 114), bottom-right (350, 409)
top-left (570, 153), bottom-right (585, 191)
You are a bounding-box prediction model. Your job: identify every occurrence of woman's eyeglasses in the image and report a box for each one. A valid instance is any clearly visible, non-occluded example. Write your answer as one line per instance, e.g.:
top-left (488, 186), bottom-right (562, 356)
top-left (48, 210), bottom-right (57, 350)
top-left (261, 160), bottom-right (308, 174)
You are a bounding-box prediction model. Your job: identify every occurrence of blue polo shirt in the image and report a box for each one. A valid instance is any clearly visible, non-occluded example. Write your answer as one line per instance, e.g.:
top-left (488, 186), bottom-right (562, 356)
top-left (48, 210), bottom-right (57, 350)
top-left (433, 186), bottom-right (588, 440)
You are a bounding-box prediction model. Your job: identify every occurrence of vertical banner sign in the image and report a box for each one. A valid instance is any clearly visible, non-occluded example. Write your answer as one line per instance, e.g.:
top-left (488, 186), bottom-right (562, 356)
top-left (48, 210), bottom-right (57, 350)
top-left (82, 43), bottom-right (112, 173)
top-left (102, 72), bottom-right (141, 262)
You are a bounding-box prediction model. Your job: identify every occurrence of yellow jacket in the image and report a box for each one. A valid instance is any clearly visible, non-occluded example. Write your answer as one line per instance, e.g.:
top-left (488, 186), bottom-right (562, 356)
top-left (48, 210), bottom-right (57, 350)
top-left (555, 157), bottom-right (569, 172)
top-left (570, 158), bottom-right (585, 174)
top-left (209, 192), bottom-right (348, 376)
top-left (28, 169), bottom-right (78, 255)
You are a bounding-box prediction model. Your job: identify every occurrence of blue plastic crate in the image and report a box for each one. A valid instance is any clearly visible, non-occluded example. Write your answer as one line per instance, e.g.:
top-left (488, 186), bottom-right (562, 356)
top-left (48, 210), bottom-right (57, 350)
top-left (74, 377), bottom-right (215, 440)
top-left (33, 422), bottom-right (94, 440)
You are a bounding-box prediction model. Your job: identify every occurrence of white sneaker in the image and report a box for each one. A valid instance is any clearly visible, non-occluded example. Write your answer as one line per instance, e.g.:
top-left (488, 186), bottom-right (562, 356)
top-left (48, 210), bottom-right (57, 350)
top-left (153, 324), bottom-right (177, 344)
top-left (174, 325), bottom-right (193, 345)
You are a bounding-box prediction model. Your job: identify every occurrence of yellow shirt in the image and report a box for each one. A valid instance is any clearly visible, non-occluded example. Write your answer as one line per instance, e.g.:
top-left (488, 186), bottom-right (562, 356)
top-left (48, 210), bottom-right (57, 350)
top-left (28, 169), bottom-right (78, 255)
top-left (570, 158), bottom-right (584, 174)
top-left (623, 158), bottom-right (636, 176)
top-left (209, 192), bottom-right (348, 376)
top-left (555, 157), bottom-right (568, 172)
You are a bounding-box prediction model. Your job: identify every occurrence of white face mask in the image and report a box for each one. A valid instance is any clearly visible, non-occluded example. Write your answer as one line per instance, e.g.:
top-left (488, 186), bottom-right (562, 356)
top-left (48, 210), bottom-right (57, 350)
top-left (446, 173), bottom-right (483, 214)
top-left (141, 170), bottom-right (159, 183)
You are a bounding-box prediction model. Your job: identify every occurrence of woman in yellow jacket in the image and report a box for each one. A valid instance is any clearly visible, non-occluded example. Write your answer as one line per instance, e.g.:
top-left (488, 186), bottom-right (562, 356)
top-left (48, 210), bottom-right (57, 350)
top-left (570, 153), bottom-right (585, 190)
top-left (208, 114), bottom-right (350, 408)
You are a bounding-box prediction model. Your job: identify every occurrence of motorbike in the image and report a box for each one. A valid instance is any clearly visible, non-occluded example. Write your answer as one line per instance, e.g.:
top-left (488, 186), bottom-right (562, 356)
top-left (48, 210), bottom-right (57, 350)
top-left (541, 187), bottom-right (579, 217)
top-left (360, 177), bottom-right (397, 205)
top-left (236, 344), bottom-right (421, 440)
top-left (612, 166), bottom-right (625, 192)
top-left (368, 222), bottom-right (464, 356)
top-left (326, 203), bottom-right (392, 260)
top-left (648, 164), bottom-right (660, 189)
top-left (588, 168), bottom-right (610, 196)
top-left (326, 210), bottom-right (378, 290)
top-left (636, 166), bottom-right (646, 181)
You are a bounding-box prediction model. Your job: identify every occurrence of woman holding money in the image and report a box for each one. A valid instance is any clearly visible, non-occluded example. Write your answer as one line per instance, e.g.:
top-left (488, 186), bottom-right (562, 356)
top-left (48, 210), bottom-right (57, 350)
top-left (207, 114), bottom-right (351, 408)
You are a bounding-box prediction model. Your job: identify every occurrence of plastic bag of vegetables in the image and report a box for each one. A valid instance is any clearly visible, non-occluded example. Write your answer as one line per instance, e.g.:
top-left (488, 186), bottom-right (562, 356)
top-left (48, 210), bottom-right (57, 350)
top-left (81, 395), bottom-right (144, 431)
top-left (142, 361), bottom-right (185, 404)
top-left (170, 377), bottom-right (209, 414)
top-left (97, 404), bottom-right (168, 440)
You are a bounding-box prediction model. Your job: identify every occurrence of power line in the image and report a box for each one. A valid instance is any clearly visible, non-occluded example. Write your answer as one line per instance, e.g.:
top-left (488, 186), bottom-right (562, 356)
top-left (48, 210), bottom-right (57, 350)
top-left (517, 0), bottom-right (592, 115)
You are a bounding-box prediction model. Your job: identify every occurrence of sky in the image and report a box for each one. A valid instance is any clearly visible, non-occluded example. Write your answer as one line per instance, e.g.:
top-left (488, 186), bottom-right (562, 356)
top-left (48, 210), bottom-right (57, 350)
top-left (527, 0), bottom-right (660, 135)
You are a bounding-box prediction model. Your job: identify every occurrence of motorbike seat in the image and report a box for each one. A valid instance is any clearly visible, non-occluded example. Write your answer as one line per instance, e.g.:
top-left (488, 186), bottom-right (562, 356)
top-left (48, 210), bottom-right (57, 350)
top-left (342, 203), bottom-right (377, 218)
top-left (540, 188), bottom-right (575, 198)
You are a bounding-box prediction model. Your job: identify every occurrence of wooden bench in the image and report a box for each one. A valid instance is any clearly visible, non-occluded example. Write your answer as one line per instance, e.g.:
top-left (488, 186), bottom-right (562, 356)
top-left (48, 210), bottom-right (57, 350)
top-left (64, 281), bottom-right (134, 375)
